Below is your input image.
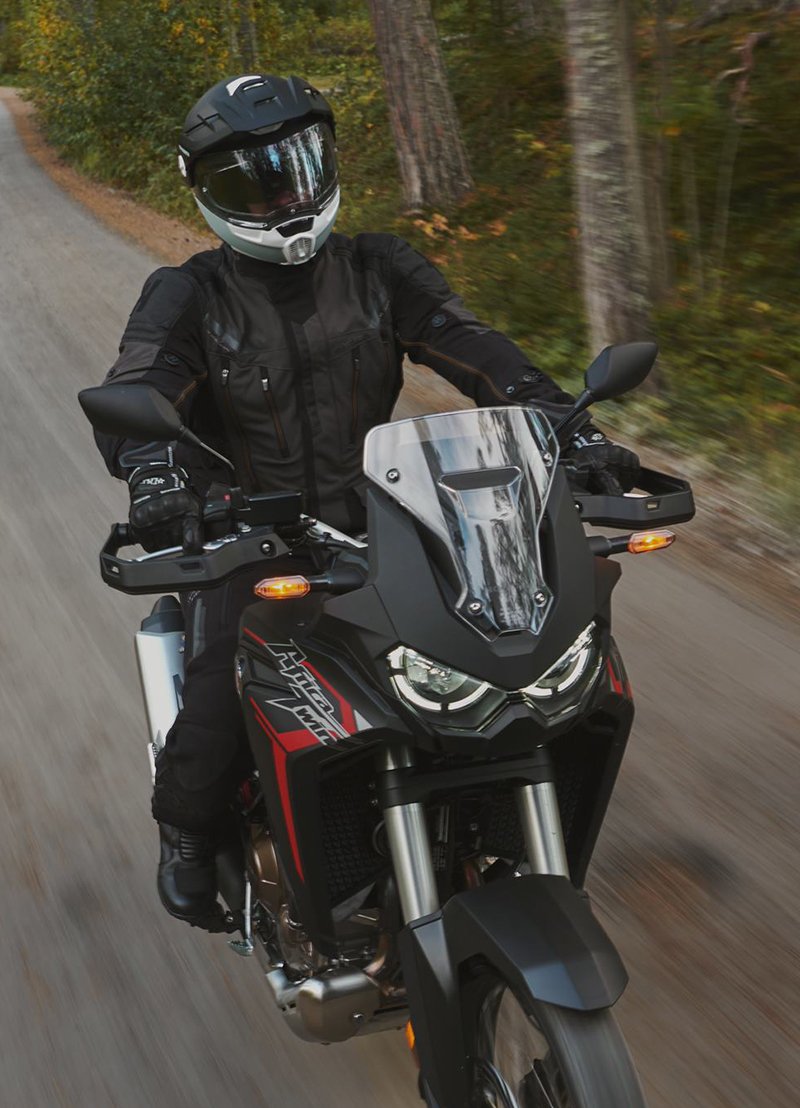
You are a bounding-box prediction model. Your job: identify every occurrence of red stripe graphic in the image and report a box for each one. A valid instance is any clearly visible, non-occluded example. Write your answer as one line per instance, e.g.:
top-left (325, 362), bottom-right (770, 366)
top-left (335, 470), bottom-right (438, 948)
top-left (249, 696), bottom-right (317, 881)
top-left (606, 657), bottom-right (624, 695)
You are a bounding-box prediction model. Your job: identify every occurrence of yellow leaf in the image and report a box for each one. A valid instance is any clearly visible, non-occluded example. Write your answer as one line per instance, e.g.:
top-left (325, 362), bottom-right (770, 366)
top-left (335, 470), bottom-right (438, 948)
top-left (752, 301), bottom-right (772, 313)
top-left (664, 125), bottom-right (682, 137)
top-left (488, 219), bottom-right (507, 237)
top-left (456, 225), bottom-right (479, 241)
top-left (412, 219), bottom-right (437, 239)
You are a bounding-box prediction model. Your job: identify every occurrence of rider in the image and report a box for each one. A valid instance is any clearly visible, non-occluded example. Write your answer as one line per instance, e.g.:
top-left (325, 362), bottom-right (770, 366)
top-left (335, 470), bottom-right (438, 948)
top-left (93, 74), bottom-right (640, 931)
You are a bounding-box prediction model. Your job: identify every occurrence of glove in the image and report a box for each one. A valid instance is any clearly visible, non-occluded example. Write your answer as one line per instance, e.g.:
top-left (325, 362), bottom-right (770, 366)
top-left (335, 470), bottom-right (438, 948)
top-left (565, 429), bottom-right (640, 496)
top-left (128, 463), bottom-right (200, 552)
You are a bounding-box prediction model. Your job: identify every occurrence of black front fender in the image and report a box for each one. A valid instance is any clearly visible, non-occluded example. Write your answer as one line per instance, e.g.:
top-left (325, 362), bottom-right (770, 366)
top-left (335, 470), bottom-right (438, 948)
top-left (399, 875), bottom-right (628, 1108)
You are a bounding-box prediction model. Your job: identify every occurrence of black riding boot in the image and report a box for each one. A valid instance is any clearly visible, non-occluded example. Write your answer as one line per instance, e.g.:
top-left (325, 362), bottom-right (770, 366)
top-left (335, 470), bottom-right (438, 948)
top-left (157, 823), bottom-right (235, 932)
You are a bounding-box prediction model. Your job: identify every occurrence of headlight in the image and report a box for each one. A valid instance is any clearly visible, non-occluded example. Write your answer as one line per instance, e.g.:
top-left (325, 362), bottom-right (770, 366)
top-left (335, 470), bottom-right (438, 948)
top-left (522, 623), bottom-right (597, 700)
top-left (387, 646), bottom-right (491, 712)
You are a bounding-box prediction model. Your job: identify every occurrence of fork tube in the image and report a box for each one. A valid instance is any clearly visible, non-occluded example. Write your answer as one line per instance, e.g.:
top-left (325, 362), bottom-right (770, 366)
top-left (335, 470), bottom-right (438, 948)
top-left (381, 745), bottom-right (439, 923)
top-left (516, 782), bottom-right (570, 877)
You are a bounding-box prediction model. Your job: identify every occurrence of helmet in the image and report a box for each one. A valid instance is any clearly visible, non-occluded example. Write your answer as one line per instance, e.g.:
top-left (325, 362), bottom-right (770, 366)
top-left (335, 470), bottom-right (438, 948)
top-left (178, 74), bottom-right (339, 265)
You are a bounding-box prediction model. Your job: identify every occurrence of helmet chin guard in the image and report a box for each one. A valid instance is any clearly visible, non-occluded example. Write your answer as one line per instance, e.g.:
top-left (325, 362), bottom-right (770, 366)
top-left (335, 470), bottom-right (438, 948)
top-left (195, 189), bottom-right (340, 265)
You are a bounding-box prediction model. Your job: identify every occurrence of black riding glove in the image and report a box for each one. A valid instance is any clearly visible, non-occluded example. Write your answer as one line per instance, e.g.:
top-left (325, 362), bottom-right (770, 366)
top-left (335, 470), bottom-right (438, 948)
top-left (565, 429), bottom-right (640, 497)
top-left (128, 463), bottom-right (200, 552)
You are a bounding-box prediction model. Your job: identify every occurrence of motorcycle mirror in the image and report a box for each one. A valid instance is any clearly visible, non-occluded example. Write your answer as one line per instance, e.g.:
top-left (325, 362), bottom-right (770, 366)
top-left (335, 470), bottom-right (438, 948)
top-left (78, 383), bottom-right (185, 441)
top-left (584, 342), bottom-right (658, 402)
top-left (78, 382), bottom-right (236, 472)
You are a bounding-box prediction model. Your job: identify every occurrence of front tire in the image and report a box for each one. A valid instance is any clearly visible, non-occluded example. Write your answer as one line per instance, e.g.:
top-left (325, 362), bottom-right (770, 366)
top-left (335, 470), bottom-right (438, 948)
top-left (462, 968), bottom-right (647, 1108)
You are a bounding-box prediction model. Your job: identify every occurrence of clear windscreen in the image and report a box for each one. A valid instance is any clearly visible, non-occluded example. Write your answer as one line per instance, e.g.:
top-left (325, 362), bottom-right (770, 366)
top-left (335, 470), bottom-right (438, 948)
top-left (364, 408), bottom-right (559, 638)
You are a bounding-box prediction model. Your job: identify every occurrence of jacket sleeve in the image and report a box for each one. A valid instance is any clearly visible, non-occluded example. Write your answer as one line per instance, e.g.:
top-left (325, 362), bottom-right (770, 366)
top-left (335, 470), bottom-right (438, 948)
top-left (94, 267), bottom-right (209, 481)
top-left (386, 238), bottom-right (577, 422)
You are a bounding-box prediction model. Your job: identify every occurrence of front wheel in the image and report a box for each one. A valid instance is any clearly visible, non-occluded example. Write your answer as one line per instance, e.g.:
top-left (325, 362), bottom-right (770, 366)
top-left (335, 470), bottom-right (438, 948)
top-left (462, 969), bottom-right (647, 1108)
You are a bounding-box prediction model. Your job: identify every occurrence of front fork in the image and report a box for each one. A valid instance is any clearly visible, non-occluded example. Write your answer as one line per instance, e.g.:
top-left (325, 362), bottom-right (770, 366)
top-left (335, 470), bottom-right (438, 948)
top-left (381, 746), bottom-right (570, 924)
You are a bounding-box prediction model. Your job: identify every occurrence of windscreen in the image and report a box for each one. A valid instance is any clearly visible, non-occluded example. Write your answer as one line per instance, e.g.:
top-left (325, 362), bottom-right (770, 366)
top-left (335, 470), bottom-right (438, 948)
top-left (364, 408), bottom-right (559, 638)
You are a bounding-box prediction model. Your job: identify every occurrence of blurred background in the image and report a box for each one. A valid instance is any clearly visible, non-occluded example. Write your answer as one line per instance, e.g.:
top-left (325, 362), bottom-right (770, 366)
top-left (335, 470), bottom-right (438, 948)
top-left (0, 1), bottom-right (797, 1106)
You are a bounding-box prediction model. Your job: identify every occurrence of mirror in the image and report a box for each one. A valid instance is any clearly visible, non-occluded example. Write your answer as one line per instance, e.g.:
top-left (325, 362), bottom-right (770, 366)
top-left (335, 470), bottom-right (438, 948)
top-left (584, 342), bottom-right (658, 401)
top-left (78, 384), bottom-right (184, 442)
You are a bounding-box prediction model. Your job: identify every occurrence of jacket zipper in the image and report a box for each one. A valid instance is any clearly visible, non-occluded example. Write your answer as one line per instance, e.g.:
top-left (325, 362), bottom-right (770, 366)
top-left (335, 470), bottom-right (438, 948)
top-left (350, 350), bottom-right (361, 443)
top-left (261, 371), bottom-right (289, 458)
top-left (221, 359), bottom-right (256, 488)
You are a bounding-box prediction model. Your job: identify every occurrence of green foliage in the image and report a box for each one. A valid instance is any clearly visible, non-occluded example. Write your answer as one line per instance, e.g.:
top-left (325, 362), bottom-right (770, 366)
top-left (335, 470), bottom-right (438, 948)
top-left (0, 0), bottom-right (25, 74)
top-left (11, 0), bottom-right (800, 528)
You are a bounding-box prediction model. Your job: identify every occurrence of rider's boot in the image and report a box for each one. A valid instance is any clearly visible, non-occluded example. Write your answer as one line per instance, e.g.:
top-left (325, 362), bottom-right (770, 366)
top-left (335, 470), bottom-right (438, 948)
top-left (157, 822), bottom-right (233, 932)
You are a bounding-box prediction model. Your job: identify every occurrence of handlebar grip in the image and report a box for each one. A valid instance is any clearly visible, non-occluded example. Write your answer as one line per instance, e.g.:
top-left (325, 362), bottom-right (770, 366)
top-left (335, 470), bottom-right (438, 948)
top-left (182, 512), bottom-right (204, 555)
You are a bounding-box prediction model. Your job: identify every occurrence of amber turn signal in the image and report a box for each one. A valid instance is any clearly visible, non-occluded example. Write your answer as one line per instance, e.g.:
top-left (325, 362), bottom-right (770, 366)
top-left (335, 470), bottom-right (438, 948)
top-left (627, 529), bottom-right (676, 554)
top-left (253, 575), bottom-right (311, 600)
top-left (405, 1020), bottom-right (416, 1052)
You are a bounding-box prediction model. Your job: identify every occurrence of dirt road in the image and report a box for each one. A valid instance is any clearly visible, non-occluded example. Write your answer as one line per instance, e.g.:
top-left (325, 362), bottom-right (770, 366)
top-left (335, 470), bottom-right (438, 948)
top-left (0, 98), bottom-right (796, 1107)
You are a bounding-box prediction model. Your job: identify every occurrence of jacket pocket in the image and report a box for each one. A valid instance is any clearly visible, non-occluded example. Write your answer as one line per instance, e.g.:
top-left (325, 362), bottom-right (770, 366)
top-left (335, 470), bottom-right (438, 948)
top-left (261, 370), bottom-right (290, 458)
top-left (349, 349), bottom-right (361, 444)
top-left (220, 357), bottom-right (256, 486)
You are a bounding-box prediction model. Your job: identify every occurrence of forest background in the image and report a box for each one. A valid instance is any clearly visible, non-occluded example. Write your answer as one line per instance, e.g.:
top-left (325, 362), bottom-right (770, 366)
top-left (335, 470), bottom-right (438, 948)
top-left (1, 0), bottom-right (798, 529)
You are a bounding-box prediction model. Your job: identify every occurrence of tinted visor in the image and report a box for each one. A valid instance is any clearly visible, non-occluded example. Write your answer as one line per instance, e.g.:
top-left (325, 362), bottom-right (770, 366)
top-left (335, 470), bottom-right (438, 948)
top-left (195, 122), bottom-right (337, 226)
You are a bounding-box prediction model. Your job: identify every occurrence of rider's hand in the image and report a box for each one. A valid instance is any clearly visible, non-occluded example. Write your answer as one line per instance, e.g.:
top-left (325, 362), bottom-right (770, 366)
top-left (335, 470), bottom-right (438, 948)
top-left (128, 463), bottom-right (200, 552)
top-left (565, 429), bottom-right (640, 497)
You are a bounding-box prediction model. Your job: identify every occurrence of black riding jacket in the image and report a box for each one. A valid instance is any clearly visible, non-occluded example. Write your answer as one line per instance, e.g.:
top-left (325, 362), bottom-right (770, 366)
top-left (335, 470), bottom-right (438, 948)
top-left (96, 233), bottom-right (575, 532)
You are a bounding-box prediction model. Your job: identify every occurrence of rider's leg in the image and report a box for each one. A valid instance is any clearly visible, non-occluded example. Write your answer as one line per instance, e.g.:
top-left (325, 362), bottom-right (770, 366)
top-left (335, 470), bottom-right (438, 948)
top-left (151, 571), bottom-right (260, 928)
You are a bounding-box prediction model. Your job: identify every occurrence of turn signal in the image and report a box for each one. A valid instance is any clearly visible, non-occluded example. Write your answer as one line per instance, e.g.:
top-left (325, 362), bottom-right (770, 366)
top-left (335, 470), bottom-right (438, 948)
top-left (627, 529), bottom-right (676, 554)
top-left (405, 1020), bottom-right (416, 1052)
top-left (253, 575), bottom-right (311, 600)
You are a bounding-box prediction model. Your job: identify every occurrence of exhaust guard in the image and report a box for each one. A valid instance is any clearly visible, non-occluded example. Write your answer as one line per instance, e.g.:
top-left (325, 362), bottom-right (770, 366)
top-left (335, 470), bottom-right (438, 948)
top-left (399, 875), bottom-right (628, 1108)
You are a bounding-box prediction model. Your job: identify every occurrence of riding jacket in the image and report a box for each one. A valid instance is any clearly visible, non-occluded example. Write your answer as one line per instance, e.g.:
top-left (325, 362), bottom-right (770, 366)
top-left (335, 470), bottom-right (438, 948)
top-left (95, 233), bottom-right (576, 532)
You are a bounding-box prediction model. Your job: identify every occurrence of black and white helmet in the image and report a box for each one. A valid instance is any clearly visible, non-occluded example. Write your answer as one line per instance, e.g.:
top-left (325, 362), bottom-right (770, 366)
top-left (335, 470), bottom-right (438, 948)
top-left (178, 74), bottom-right (338, 265)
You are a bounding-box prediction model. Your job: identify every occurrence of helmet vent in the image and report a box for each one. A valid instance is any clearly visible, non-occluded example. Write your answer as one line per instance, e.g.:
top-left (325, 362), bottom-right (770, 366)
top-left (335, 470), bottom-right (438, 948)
top-left (226, 75), bottom-right (264, 96)
top-left (277, 218), bottom-right (314, 238)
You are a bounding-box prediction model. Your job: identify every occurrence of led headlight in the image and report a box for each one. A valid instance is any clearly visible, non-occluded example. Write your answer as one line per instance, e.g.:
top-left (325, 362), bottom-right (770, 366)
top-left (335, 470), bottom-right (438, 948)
top-left (388, 646), bottom-right (491, 712)
top-left (522, 623), bottom-right (597, 700)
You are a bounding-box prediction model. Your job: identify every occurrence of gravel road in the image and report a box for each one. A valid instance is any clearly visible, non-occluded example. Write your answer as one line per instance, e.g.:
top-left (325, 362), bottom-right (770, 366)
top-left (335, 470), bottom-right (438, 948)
top-left (0, 98), bottom-right (797, 1107)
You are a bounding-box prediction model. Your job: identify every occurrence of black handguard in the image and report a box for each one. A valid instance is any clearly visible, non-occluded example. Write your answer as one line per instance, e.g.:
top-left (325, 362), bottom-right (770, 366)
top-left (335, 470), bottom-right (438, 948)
top-left (564, 428), bottom-right (640, 497)
top-left (128, 463), bottom-right (201, 552)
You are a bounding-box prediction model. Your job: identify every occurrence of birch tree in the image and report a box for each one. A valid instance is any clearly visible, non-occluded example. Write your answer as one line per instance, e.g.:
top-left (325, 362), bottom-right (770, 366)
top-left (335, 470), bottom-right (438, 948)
top-left (564, 0), bottom-right (655, 369)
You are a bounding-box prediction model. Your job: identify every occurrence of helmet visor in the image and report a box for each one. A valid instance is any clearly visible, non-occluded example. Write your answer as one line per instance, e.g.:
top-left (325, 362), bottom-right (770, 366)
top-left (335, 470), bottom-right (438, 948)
top-left (194, 122), bottom-right (338, 227)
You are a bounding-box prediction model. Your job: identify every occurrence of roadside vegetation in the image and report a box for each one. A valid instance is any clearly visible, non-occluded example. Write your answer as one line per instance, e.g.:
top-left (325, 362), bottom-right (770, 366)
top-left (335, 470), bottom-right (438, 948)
top-left (2, 0), bottom-right (799, 528)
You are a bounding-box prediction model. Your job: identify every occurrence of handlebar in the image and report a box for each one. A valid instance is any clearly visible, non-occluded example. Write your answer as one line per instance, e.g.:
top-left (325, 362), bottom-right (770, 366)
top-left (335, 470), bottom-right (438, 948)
top-left (98, 463), bottom-right (693, 595)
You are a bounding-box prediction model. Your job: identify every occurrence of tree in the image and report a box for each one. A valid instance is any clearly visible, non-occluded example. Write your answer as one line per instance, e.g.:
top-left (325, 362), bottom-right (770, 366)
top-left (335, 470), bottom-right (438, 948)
top-left (563, 0), bottom-right (655, 372)
top-left (367, 0), bottom-right (473, 210)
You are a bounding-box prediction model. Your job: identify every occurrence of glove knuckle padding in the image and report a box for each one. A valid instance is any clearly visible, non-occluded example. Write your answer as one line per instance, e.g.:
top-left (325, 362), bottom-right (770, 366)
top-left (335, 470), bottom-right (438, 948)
top-left (128, 464), bottom-right (198, 549)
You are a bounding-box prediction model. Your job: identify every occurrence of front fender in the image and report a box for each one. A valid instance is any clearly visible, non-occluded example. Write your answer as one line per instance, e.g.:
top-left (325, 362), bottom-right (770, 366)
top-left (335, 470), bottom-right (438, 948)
top-left (399, 875), bottom-right (628, 1108)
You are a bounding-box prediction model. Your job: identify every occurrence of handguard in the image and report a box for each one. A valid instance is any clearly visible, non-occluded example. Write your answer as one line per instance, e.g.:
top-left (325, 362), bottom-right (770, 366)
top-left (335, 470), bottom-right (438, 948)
top-left (572, 465), bottom-right (695, 528)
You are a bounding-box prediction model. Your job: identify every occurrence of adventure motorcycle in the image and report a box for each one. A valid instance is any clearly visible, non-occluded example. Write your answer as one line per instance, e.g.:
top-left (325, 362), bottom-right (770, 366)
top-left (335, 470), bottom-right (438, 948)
top-left (79, 342), bottom-right (695, 1108)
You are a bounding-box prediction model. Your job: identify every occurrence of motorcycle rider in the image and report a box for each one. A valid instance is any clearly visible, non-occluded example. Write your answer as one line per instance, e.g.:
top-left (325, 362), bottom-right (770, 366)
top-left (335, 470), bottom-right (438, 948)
top-left (94, 74), bottom-right (640, 931)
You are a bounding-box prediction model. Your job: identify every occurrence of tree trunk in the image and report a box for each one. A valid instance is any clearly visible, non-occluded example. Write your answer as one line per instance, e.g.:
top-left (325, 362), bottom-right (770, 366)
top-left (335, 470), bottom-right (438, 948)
top-left (647, 0), bottom-right (674, 302)
top-left (237, 1), bottom-right (259, 70)
top-left (367, 0), bottom-right (474, 210)
top-left (564, 0), bottom-right (655, 370)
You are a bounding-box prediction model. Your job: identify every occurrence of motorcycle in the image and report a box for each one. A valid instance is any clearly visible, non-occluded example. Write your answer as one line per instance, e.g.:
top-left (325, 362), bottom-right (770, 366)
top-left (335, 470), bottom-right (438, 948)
top-left (79, 341), bottom-right (694, 1108)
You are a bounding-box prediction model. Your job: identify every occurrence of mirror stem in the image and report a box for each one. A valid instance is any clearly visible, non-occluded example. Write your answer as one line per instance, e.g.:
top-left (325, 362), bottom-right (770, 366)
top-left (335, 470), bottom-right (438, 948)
top-left (551, 389), bottom-right (593, 438)
top-left (179, 427), bottom-right (236, 472)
